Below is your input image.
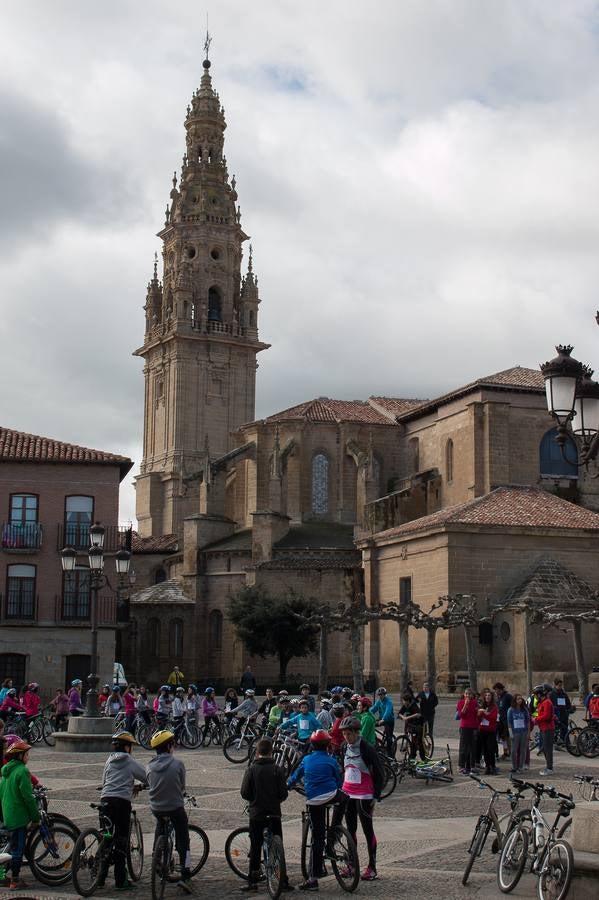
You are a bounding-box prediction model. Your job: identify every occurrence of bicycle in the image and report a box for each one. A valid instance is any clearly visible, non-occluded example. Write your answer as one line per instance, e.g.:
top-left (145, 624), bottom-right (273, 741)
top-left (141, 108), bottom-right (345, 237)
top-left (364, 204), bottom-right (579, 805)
top-left (150, 795), bottom-right (209, 900)
top-left (300, 798), bottom-right (360, 892)
top-left (497, 780), bottom-right (575, 899)
top-left (23, 787), bottom-right (79, 886)
top-left (225, 812), bottom-right (288, 898)
top-left (223, 716), bottom-right (264, 763)
top-left (201, 715), bottom-right (225, 746)
top-left (554, 717), bottom-right (583, 757)
top-left (576, 720), bottom-right (599, 758)
top-left (71, 798), bottom-right (144, 895)
top-left (394, 744), bottom-right (454, 786)
top-left (462, 774), bottom-right (530, 885)
top-left (375, 725), bottom-right (398, 757)
top-left (573, 773), bottom-right (599, 801)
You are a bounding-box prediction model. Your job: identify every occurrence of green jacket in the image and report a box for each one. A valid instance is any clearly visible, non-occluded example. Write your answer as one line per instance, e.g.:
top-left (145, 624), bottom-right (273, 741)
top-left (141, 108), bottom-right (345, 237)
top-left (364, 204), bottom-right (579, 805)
top-left (0, 759), bottom-right (40, 829)
top-left (359, 710), bottom-right (377, 745)
top-left (268, 705), bottom-right (283, 727)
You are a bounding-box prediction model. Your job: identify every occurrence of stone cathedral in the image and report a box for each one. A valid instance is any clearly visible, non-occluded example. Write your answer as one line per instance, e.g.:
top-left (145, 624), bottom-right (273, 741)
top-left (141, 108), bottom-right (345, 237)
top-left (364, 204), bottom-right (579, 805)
top-left (127, 52), bottom-right (599, 692)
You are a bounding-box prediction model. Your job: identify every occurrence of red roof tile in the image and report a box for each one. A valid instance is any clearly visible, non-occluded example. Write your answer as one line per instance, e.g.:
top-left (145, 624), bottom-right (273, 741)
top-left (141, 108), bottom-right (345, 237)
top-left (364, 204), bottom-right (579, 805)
top-left (398, 366), bottom-right (544, 422)
top-left (0, 426), bottom-right (133, 479)
top-left (368, 486), bottom-right (599, 541)
top-left (368, 396), bottom-right (425, 417)
top-left (261, 398), bottom-right (396, 426)
top-left (131, 532), bottom-right (178, 554)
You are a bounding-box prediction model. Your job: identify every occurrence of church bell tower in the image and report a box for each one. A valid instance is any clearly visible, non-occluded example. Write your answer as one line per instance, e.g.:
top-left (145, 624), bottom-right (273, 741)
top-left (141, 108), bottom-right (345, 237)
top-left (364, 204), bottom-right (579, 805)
top-left (135, 43), bottom-right (269, 538)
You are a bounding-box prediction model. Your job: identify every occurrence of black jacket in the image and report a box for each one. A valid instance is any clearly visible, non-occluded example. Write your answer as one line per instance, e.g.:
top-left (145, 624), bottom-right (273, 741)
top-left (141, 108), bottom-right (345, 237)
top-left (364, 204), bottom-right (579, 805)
top-left (418, 691), bottom-right (439, 718)
top-left (341, 738), bottom-right (385, 800)
top-left (241, 758), bottom-right (288, 820)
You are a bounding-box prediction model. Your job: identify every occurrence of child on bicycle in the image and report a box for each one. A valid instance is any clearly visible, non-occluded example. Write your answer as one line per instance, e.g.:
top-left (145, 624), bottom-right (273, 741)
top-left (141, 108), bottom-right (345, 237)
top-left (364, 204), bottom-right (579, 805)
top-left (287, 729), bottom-right (344, 892)
top-left (100, 731), bottom-right (148, 891)
top-left (21, 683), bottom-right (41, 720)
top-left (202, 687), bottom-right (220, 730)
top-left (0, 739), bottom-right (40, 890)
top-left (240, 738), bottom-right (293, 893)
top-left (147, 730), bottom-right (193, 894)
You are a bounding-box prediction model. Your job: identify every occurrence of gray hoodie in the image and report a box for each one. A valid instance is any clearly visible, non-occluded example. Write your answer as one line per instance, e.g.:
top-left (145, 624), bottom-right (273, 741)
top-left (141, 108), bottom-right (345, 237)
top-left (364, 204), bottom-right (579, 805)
top-left (146, 753), bottom-right (186, 812)
top-left (101, 752), bottom-right (147, 801)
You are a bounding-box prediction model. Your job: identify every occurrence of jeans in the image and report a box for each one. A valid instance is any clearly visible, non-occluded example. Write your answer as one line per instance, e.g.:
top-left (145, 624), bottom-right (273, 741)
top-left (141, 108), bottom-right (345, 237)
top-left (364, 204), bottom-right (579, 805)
top-left (382, 721), bottom-right (395, 755)
top-left (479, 731), bottom-right (497, 772)
top-left (511, 731), bottom-right (528, 771)
top-left (248, 817), bottom-right (283, 884)
top-left (8, 826), bottom-right (27, 877)
top-left (422, 715), bottom-right (435, 739)
top-left (102, 797), bottom-right (131, 887)
top-left (459, 728), bottom-right (477, 771)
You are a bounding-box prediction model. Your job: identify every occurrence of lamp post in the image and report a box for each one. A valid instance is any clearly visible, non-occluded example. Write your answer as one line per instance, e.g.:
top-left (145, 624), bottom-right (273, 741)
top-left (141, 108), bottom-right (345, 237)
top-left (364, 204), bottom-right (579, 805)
top-left (541, 330), bottom-right (599, 468)
top-left (61, 523), bottom-right (132, 717)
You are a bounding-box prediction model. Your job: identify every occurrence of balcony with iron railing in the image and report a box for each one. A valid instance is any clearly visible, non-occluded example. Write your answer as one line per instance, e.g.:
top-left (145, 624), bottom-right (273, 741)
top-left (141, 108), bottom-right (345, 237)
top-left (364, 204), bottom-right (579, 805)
top-left (56, 524), bottom-right (132, 553)
top-left (1, 522), bottom-right (43, 552)
top-left (55, 593), bottom-right (117, 626)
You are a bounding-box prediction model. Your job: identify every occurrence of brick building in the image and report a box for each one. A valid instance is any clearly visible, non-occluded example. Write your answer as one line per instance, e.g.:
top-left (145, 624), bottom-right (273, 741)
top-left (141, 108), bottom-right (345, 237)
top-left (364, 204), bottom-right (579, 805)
top-left (0, 426), bottom-right (132, 691)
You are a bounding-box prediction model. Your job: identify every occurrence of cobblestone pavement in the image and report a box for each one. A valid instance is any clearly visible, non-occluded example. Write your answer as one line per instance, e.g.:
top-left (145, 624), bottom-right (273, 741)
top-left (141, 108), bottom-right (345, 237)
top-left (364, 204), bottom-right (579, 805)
top-left (2, 700), bottom-right (597, 899)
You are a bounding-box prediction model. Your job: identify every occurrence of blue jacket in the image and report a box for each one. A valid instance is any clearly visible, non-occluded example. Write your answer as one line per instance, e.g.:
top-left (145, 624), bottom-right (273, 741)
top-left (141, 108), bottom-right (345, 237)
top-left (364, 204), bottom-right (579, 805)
top-left (280, 711), bottom-right (320, 740)
top-left (507, 706), bottom-right (530, 732)
top-left (371, 697), bottom-right (394, 723)
top-left (287, 750), bottom-right (341, 800)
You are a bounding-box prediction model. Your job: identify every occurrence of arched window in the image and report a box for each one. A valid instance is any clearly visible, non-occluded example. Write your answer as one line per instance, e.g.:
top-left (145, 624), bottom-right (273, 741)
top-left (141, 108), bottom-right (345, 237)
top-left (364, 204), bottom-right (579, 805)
top-left (154, 567), bottom-right (167, 585)
top-left (6, 565), bottom-right (36, 619)
top-left (169, 618), bottom-right (183, 657)
top-left (209, 609), bottom-right (223, 650)
top-left (446, 439), bottom-right (454, 483)
top-left (208, 286), bottom-right (222, 321)
top-left (408, 437), bottom-right (419, 474)
top-left (148, 618), bottom-right (161, 657)
top-left (539, 428), bottom-right (578, 478)
top-left (311, 453), bottom-right (329, 514)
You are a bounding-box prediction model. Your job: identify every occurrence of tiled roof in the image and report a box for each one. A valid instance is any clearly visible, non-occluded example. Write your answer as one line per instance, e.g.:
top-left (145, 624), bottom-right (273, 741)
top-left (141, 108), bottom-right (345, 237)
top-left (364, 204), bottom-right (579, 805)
top-left (204, 529), bottom-right (253, 553)
top-left (368, 397), bottom-right (425, 417)
top-left (368, 486), bottom-right (599, 542)
top-left (130, 579), bottom-right (194, 605)
top-left (131, 533), bottom-right (178, 554)
top-left (0, 426), bottom-right (133, 479)
top-left (500, 557), bottom-right (599, 609)
top-left (274, 523), bottom-right (356, 551)
top-left (261, 398), bottom-right (396, 426)
top-left (254, 553), bottom-right (360, 571)
top-left (398, 366), bottom-right (545, 422)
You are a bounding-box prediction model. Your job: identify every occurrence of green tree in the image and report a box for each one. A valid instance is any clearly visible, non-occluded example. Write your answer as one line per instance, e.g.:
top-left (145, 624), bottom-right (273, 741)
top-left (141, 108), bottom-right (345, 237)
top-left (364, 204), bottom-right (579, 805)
top-left (228, 585), bottom-right (319, 683)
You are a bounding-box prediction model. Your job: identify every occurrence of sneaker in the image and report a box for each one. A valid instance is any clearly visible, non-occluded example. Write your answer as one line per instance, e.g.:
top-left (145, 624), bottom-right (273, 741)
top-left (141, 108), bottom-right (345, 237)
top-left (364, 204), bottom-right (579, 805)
top-left (458, 768), bottom-right (468, 775)
top-left (361, 867), bottom-right (378, 881)
top-left (338, 865), bottom-right (354, 878)
top-left (9, 879), bottom-right (29, 890)
top-left (539, 769), bottom-right (554, 776)
top-left (178, 877), bottom-right (194, 894)
top-left (298, 880), bottom-right (319, 892)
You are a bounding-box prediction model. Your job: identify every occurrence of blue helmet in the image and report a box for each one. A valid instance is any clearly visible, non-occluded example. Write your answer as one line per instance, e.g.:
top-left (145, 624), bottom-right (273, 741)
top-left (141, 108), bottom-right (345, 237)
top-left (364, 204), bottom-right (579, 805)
top-left (204, 686), bottom-right (215, 694)
top-left (331, 685), bottom-right (343, 694)
top-left (71, 679), bottom-right (82, 687)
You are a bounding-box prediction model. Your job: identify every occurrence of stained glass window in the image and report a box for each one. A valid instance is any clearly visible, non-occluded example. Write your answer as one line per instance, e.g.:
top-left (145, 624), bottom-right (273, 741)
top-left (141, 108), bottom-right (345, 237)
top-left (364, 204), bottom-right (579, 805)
top-left (312, 453), bottom-right (329, 514)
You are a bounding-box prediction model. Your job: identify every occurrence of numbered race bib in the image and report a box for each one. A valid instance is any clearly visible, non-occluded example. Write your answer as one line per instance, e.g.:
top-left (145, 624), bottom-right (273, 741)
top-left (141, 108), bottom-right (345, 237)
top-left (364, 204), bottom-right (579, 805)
top-left (557, 698), bottom-right (566, 706)
top-left (345, 766), bottom-right (361, 785)
top-left (299, 718), bottom-right (310, 730)
top-left (512, 714), bottom-right (525, 728)
top-left (481, 718), bottom-right (490, 727)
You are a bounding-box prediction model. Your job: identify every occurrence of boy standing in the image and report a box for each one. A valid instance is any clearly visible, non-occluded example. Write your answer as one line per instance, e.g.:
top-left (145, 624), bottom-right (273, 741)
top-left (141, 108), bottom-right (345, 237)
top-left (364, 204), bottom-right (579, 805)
top-left (240, 739), bottom-right (293, 892)
top-left (0, 739), bottom-right (40, 890)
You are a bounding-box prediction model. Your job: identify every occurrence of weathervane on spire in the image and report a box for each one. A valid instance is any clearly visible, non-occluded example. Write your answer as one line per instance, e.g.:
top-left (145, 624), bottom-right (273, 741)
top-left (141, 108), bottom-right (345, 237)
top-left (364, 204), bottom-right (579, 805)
top-left (204, 18), bottom-right (212, 61)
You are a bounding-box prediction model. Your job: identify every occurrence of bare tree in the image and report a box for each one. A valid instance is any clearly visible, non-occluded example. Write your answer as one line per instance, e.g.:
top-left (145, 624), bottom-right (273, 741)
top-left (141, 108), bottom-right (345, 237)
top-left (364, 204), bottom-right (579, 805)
top-left (444, 594), bottom-right (481, 693)
top-left (375, 597), bottom-right (450, 688)
top-left (538, 607), bottom-right (599, 697)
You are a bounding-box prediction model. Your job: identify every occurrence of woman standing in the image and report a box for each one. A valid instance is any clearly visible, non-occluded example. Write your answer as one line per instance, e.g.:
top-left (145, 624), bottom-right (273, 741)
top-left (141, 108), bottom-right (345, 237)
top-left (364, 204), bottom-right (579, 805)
top-left (477, 689), bottom-right (498, 775)
top-left (456, 688), bottom-right (479, 774)
top-left (223, 687), bottom-right (239, 730)
top-left (507, 694), bottom-right (530, 775)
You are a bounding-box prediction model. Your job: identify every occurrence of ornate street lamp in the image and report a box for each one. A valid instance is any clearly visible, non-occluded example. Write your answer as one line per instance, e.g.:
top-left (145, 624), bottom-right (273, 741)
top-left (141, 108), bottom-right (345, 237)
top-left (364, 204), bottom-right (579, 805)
top-left (541, 326), bottom-right (599, 467)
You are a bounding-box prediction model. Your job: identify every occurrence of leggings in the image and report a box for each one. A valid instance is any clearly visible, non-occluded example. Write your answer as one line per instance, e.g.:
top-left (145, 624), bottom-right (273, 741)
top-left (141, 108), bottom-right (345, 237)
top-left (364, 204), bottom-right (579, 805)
top-left (154, 807), bottom-right (190, 876)
top-left (459, 728), bottom-right (477, 771)
top-left (102, 797), bottom-right (131, 887)
top-left (345, 799), bottom-right (377, 870)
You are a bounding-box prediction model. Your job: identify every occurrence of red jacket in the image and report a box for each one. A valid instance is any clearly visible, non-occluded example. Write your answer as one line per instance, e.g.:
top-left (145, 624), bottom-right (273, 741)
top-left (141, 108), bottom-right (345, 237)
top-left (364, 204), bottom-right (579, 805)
top-left (0, 696), bottom-right (22, 714)
top-left (329, 717), bottom-right (345, 750)
top-left (457, 698), bottom-right (480, 729)
top-left (478, 705), bottom-right (498, 733)
top-left (535, 698), bottom-right (555, 732)
top-left (589, 696), bottom-right (599, 720)
top-left (22, 691), bottom-right (41, 717)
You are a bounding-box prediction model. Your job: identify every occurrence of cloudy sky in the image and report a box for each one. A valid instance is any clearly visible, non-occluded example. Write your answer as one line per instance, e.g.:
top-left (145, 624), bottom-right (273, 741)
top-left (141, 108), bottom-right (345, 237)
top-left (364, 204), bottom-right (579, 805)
top-left (3, 1), bottom-right (599, 523)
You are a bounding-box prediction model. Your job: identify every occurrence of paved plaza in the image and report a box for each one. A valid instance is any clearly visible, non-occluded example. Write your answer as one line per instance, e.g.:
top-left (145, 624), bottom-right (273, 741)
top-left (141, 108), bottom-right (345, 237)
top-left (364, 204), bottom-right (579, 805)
top-left (3, 700), bottom-right (598, 900)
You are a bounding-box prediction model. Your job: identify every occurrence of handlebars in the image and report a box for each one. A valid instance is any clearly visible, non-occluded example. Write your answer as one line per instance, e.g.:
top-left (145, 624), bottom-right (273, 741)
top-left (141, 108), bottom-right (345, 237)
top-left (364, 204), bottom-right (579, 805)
top-left (468, 773), bottom-right (524, 800)
top-left (510, 778), bottom-right (575, 808)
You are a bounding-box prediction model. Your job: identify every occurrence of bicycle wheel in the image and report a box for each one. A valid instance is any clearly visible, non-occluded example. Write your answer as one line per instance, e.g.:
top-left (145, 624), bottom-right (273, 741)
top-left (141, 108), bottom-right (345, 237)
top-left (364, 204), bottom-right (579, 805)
top-left (300, 815), bottom-right (311, 881)
top-left (497, 825), bottom-right (529, 893)
top-left (28, 819), bottom-right (78, 886)
top-left (28, 718), bottom-right (43, 743)
top-left (41, 716), bottom-right (57, 747)
top-left (224, 733), bottom-right (251, 763)
top-left (578, 727), bottom-right (599, 758)
top-left (330, 824), bottom-right (359, 892)
top-left (72, 827), bottom-right (106, 897)
top-left (565, 727), bottom-right (582, 757)
top-left (422, 731), bottom-right (434, 759)
top-left (265, 834), bottom-right (285, 900)
top-left (137, 723), bottom-right (154, 750)
top-left (164, 825), bottom-right (209, 879)
top-left (537, 839), bottom-right (573, 900)
top-left (201, 723), bottom-right (213, 747)
top-left (557, 818), bottom-right (572, 839)
top-left (380, 761), bottom-right (397, 799)
top-left (462, 815), bottom-right (491, 885)
top-left (181, 722), bottom-right (201, 749)
top-left (151, 834), bottom-right (168, 900)
top-left (225, 826), bottom-right (252, 880)
top-left (127, 813), bottom-right (144, 881)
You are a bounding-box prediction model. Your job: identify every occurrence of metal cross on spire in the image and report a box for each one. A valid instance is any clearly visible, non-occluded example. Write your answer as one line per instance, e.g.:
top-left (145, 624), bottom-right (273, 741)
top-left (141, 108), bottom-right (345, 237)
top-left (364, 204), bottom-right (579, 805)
top-left (203, 19), bottom-right (212, 61)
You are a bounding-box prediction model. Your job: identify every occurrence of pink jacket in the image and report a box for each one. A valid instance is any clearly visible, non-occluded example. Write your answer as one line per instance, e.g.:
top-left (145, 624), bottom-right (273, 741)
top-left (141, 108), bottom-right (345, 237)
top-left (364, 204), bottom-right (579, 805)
top-left (457, 698), bottom-right (480, 729)
top-left (123, 692), bottom-right (136, 714)
top-left (22, 691), bottom-right (41, 717)
top-left (202, 698), bottom-right (219, 716)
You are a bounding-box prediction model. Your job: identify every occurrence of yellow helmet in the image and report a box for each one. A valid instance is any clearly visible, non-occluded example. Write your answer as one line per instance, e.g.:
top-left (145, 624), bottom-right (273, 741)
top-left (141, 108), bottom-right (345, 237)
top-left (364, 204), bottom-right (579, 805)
top-left (112, 731), bottom-right (138, 746)
top-left (150, 729), bottom-right (175, 750)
